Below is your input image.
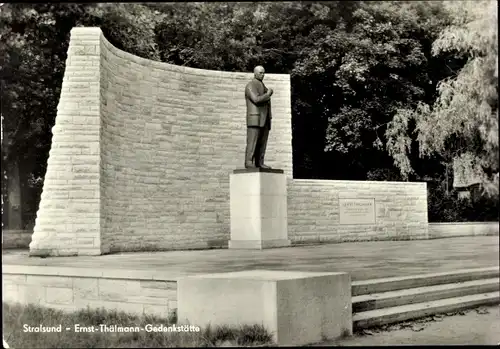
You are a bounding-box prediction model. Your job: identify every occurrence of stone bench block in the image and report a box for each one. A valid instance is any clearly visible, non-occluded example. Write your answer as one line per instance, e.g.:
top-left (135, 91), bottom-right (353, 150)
top-left (177, 270), bottom-right (352, 346)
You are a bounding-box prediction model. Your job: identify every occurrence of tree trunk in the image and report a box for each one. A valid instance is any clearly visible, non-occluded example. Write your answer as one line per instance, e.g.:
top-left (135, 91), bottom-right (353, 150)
top-left (445, 163), bottom-right (449, 195)
top-left (2, 159), bottom-right (23, 230)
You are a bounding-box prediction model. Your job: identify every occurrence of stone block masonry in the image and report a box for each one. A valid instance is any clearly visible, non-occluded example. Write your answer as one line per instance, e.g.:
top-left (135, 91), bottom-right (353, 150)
top-left (288, 179), bottom-right (429, 243)
top-left (30, 27), bottom-right (104, 256)
top-left (3, 265), bottom-right (177, 318)
top-left (29, 27), bottom-right (292, 256)
top-left (30, 26), bottom-right (429, 256)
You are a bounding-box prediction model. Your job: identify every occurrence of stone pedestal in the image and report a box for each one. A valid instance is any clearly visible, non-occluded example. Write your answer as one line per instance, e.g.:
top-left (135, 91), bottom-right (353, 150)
top-left (229, 168), bottom-right (291, 249)
top-left (177, 270), bottom-right (352, 346)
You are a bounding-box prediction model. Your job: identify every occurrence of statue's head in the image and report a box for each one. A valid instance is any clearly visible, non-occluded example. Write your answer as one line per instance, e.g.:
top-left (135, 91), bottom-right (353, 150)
top-left (253, 66), bottom-right (265, 81)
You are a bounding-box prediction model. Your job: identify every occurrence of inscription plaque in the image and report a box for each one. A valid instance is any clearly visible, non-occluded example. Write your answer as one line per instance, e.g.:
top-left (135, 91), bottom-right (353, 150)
top-left (339, 198), bottom-right (376, 225)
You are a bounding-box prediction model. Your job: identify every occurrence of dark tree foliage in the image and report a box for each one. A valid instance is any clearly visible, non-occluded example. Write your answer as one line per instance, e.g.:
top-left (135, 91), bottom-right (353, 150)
top-left (1, 2), bottom-right (496, 229)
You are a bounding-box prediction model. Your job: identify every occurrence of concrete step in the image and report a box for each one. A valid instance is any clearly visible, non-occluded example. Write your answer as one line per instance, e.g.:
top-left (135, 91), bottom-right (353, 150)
top-left (353, 291), bottom-right (500, 330)
top-left (352, 266), bottom-right (499, 296)
top-left (353, 278), bottom-right (499, 313)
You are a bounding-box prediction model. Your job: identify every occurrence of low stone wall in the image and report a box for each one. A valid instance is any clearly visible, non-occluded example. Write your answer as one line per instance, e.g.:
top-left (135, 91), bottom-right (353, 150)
top-left (2, 230), bottom-right (32, 249)
top-left (2, 265), bottom-right (177, 318)
top-left (288, 179), bottom-right (429, 243)
top-left (428, 222), bottom-right (499, 239)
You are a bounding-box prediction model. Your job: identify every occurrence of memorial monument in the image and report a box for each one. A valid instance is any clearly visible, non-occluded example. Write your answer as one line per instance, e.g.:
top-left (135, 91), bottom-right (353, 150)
top-left (228, 66), bottom-right (291, 249)
top-left (29, 27), bottom-right (428, 257)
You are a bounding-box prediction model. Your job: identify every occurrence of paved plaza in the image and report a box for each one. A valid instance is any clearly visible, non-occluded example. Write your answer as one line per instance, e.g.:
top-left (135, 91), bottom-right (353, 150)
top-left (322, 305), bottom-right (500, 346)
top-left (3, 236), bottom-right (498, 280)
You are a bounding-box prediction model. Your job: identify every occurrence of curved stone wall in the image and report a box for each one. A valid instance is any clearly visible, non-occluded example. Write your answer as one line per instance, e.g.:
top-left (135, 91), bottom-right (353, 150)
top-left (30, 27), bottom-right (292, 255)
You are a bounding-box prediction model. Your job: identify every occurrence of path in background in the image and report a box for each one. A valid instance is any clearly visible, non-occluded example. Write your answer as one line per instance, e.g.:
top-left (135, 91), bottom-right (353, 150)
top-left (3, 236), bottom-right (498, 280)
top-left (316, 305), bottom-right (500, 346)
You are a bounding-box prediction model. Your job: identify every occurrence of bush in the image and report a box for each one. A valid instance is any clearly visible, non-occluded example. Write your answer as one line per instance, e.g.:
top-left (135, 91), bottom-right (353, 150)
top-left (427, 182), bottom-right (499, 222)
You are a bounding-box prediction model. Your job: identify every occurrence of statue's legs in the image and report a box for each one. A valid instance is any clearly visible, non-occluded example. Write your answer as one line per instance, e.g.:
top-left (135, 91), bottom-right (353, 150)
top-left (245, 126), bottom-right (260, 168)
top-left (255, 123), bottom-right (270, 168)
top-left (245, 118), bottom-right (271, 168)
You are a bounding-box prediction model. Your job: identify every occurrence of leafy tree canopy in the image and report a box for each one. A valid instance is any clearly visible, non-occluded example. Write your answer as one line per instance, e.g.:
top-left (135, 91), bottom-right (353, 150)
top-left (386, 0), bottom-right (498, 196)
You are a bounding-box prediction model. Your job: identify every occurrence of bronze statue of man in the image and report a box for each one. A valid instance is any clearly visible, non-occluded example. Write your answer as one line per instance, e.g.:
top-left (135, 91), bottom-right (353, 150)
top-left (244, 66), bottom-right (274, 169)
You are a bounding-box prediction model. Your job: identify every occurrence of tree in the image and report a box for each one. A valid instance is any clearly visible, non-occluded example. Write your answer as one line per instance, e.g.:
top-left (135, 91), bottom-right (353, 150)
top-left (86, 3), bottom-right (166, 61)
top-left (0, 3), bottom-right (164, 229)
top-left (292, 1), bottom-right (451, 179)
top-left (154, 2), bottom-right (308, 72)
top-left (386, 0), bottom-right (498, 196)
top-left (4, 2), bottom-right (489, 230)
top-left (1, 4), bottom-right (79, 229)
